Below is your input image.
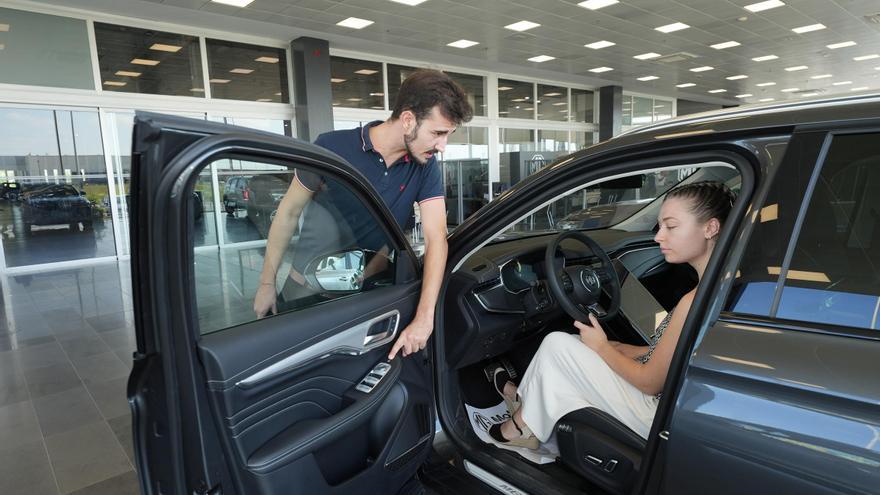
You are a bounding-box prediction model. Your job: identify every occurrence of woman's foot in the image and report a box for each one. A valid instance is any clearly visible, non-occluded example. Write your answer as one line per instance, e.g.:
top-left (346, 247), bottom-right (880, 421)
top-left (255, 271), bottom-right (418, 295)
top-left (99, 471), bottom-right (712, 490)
top-left (488, 416), bottom-right (539, 450)
top-left (492, 367), bottom-right (520, 413)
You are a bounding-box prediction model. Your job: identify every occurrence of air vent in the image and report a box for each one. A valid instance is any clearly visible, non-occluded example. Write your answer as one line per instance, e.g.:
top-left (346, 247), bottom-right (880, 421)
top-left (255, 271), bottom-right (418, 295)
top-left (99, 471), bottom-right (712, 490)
top-left (656, 52), bottom-right (699, 63)
top-left (864, 12), bottom-right (880, 24)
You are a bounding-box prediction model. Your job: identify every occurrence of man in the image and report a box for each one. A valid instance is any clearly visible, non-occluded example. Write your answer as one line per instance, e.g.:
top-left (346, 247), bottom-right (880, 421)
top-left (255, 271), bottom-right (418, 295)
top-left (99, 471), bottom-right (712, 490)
top-left (253, 69), bottom-right (473, 360)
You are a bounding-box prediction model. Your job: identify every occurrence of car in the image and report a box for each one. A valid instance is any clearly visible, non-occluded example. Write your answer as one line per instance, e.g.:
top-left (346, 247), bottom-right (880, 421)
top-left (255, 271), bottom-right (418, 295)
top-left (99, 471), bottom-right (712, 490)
top-left (20, 183), bottom-right (94, 234)
top-left (243, 174), bottom-right (290, 238)
top-left (127, 97), bottom-right (880, 495)
top-left (222, 175), bottom-right (253, 216)
top-left (0, 181), bottom-right (22, 201)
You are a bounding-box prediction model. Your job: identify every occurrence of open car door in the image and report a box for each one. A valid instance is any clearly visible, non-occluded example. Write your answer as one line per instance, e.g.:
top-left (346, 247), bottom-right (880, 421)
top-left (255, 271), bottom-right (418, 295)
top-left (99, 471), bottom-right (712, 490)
top-left (127, 113), bottom-right (436, 494)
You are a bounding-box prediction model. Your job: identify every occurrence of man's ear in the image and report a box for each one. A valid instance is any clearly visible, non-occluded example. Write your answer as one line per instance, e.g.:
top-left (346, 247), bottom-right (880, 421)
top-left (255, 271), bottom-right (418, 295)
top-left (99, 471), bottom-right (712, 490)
top-left (400, 110), bottom-right (416, 130)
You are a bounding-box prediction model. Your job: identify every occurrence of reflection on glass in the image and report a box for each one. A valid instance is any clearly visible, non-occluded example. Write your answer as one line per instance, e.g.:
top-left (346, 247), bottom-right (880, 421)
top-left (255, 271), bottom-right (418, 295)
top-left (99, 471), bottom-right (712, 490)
top-left (331, 56), bottom-right (384, 109)
top-left (439, 127), bottom-right (489, 227)
top-left (572, 89), bottom-right (595, 123)
top-left (498, 79), bottom-right (534, 119)
top-left (621, 95), bottom-right (633, 126)
top-left (216, 157), bottom-right (288, 244)
top-left (538, 84), bottom-right (567, 121)
top-left (206, 39), bottom-right (289, 103)
top-left (537, 129), bottom-right (570, 152)
top-left (654, 99), bottom-right (673, 121)
top-left (94, 22), bottom-right (204, 97)
top-left (574, 132), bottom-right (595, 150)
top-left (633, 96), bottom-right (653, 126)
top-left (0, 107), bottom-right (115, 266)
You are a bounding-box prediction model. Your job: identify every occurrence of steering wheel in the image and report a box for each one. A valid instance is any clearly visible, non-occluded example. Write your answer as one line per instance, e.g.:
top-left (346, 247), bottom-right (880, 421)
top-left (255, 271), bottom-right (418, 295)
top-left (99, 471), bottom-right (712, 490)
top-left (544, 230), bottom-right (621, 323)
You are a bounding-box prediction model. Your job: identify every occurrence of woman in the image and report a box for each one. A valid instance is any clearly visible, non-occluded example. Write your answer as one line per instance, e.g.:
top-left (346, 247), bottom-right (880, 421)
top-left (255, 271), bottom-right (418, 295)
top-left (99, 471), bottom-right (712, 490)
top-left (490, 181), bottom-right (735, 449)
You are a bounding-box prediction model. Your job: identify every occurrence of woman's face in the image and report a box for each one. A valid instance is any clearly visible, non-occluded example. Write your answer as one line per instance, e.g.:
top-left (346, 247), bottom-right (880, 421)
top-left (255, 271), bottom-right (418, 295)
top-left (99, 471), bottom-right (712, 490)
top-left (654, 197), bottom-right (718, 265)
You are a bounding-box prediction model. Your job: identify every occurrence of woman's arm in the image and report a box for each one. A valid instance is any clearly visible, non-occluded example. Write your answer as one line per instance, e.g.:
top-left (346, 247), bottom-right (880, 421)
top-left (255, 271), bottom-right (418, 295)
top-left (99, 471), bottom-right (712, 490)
top-left (577, 290), bottom-right (696, 395)
top-left (608, 341), bottom-right (650, 360)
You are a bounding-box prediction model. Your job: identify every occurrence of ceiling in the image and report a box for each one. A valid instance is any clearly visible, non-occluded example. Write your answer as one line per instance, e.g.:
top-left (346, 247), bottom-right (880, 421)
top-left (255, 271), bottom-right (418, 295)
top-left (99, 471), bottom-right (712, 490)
top-left (28, 0), bottom-right (880, 105)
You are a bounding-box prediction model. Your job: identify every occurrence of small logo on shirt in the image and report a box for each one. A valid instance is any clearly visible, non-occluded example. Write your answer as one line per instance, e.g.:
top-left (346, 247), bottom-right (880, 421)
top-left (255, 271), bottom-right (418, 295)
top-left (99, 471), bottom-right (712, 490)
top-left (399, 184), bottom-right (406, 192)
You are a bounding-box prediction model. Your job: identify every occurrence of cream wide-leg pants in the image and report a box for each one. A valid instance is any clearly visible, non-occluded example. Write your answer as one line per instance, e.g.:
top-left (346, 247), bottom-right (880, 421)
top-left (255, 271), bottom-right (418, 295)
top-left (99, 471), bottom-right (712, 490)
top-left (517, 332), bottom-right (658, 442)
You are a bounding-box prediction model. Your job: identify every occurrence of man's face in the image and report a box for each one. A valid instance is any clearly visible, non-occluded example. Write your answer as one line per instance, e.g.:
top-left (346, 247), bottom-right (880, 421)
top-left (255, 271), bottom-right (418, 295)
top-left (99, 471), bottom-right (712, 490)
top-left (403, 106), bottom-right (458, 165)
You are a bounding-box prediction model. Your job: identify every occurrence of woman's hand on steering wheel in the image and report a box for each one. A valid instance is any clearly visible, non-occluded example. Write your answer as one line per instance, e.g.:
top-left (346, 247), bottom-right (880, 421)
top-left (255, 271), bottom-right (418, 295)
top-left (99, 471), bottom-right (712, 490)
top-left (575, 314), bottom-right (609, 352)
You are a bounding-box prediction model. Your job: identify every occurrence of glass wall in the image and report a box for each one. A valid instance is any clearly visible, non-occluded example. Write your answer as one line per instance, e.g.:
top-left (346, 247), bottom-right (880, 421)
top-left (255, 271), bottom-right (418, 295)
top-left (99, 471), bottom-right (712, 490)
top-left (206, 39), bottom-right (289, 103)
top-left (94, 23), bottom-right (204, 97)
top-left (330, 56), bottom-right (384, 109)
top-left (439, 127), bottom-right (489, 226)
top-left (571, 89), bottom-right (595, 123)
top-left (0, 107), bottom-right (116, 267)
top-left (621, 95), bottom-right (675, 129)
top-left (537, 84), bottom-right (567, 121)
top-left (498, 79), bottom-right (534, 119)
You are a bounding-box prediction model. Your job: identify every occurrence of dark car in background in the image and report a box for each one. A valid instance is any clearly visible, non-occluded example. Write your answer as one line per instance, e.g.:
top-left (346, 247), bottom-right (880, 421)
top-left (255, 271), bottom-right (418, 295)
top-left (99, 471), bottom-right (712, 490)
top-left (21, 184), bottom-right (94, 234)
top-left (129, 96), bottom-right (880, 495)
top-left (222, 175), bottom-right (252, 216)
top-left (0, 182), bottom-right (22, 201)
top-left (244, 174), bottom-right (290, 237)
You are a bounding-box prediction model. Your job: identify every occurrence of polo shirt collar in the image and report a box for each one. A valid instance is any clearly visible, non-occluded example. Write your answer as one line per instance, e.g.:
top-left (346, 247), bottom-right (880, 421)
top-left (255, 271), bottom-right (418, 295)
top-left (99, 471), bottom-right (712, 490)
top-left (360, 120), bottom-right (414, 165)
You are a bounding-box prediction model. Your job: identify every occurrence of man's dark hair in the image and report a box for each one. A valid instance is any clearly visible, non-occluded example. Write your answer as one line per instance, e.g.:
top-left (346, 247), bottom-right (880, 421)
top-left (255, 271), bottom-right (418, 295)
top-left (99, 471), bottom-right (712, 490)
top-left (390, 69), bottom-right (473, 125)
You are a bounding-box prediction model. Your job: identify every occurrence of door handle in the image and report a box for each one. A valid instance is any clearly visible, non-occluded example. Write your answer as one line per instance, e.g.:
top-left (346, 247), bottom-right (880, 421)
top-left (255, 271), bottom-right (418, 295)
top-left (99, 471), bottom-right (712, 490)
top-left (364, 313), bottom-right (399, 347)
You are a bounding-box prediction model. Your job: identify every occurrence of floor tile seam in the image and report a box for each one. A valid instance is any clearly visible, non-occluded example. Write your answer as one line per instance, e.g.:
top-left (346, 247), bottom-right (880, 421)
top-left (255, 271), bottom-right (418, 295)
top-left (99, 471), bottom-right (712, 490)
top-left (26, 394), bottom-right (63, 495)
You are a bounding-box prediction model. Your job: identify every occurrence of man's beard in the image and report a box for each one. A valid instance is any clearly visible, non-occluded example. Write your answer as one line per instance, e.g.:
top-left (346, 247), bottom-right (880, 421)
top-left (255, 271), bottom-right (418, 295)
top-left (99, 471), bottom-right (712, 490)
top-left (403, 122), bottom-right (436, 165)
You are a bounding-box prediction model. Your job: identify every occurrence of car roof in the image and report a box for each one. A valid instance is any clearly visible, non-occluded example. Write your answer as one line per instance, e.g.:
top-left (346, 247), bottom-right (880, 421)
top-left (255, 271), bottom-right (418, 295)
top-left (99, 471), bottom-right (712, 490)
top-left (582, 93), bottom-right (880, 157)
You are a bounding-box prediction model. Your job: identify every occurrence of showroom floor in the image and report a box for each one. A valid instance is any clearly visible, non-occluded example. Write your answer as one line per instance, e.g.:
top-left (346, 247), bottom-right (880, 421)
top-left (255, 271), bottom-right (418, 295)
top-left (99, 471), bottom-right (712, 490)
top-left (0, 262), bottom-right (138, 495)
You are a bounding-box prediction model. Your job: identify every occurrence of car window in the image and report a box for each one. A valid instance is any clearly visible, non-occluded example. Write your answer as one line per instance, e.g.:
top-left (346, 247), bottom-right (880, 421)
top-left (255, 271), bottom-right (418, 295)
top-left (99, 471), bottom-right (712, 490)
top-left (775, 133), bottom-right (880, 330)
top-left (194, 158), bottom-right (397, 335)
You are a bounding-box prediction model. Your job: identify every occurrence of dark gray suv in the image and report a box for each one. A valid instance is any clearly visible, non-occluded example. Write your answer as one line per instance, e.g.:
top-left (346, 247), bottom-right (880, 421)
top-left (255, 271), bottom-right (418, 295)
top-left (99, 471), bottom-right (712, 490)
top-left (127, 96), bottom-right (879, 495)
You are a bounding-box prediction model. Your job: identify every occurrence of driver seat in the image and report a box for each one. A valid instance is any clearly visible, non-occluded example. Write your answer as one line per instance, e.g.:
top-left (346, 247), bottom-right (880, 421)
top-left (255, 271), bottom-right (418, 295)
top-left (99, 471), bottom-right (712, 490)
top-left (555, 407), bottom-right (646, 494)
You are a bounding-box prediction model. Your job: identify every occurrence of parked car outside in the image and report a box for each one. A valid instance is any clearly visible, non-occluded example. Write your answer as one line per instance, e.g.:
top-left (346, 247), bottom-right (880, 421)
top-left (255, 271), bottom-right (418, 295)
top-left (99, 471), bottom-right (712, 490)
top-left (243, 174), bottom-right (290, 238)
top-left (128, 96), bottom-right (880, 495)
top-left (21, 184), bottom-right (94, 234)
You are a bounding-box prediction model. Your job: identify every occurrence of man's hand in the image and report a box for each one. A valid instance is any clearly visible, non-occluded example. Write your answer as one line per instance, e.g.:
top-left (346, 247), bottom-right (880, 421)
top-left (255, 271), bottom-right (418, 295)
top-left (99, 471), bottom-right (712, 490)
top-left (388, 319), bottom-right (432, 359)
top-left (254, 283), bottom-right (278, 318)
top-left (574, 313), bottom-right (609, 352)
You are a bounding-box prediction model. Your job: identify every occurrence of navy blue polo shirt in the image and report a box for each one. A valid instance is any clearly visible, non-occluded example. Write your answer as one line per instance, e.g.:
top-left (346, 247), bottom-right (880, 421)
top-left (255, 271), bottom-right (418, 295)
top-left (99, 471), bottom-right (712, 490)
top-left (289, 121), bottom-right (444, 270)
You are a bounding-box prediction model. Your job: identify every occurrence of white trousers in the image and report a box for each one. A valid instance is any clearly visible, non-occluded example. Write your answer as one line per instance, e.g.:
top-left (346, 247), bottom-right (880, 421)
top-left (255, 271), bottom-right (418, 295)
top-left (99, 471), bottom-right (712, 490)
top-left (517, 332), bottom-right (658, 442)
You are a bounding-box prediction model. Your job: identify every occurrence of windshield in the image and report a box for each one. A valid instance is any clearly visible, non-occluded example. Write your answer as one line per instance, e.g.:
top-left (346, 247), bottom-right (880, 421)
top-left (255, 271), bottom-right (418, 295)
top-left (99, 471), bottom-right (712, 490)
top-left (494, 164), bottom-right (740, 242)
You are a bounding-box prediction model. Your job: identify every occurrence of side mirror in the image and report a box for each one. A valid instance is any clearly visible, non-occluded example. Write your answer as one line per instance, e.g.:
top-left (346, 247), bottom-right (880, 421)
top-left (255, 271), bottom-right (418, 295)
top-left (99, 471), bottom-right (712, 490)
top-left (305, 249), bottom-right (366, 292)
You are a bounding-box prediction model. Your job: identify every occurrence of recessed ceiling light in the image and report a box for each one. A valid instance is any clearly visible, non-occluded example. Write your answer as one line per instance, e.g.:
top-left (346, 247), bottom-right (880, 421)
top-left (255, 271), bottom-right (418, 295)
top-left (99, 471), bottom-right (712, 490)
top-left (552, 102), bottom-right (567, 106)
top-left (735, 93), bottom-right (753, 98)
top-left (589, 66), bottom-right (614, 73)
top-left (149, 43), bottom-right (182, 53)
top-left (756, 82), bottom-right (776, 87)
top-left (655, 22), bottom-right (690, 33)
top-left (577, 0), bottom-right (618, 9)
top-left (811, 74), bottom-right (832, 79)
top-left (256, 98), bottom-right (273, 102)
top-left (331, 78), bottom-right (346, 83)
top-left (744, 0), bottom-right (785, 12)
top-left (131, 58), bottom-right (160, 66)
top-left (389, 0), bottom-right (428, 5)
top-left (780, 87), bottom-right (799, 92)
top-left (752, 55), bottom-right (778, 62)
top-left (544, 92), bottom-right (563, 96)
top-left (690, 66), bottom-right (714, 72)
top-left (448, 39), bottom-right (478, 48)
top-left (229, 68), bottom-right (254, 74)
top-left (637, 76), bottom-right (659, 81)
top-left (505, 21), bottom-right (540, 32)
top-left (528, 55), bottom-right (555, 63)
top-left (190, 88), bottom-right (205, 92)
top-left (115, 70), bottom-right (142, 77)
top-left (585, 40), bottom-right (615, 49)
top-left (800, 92), bottom-right (818, 97)
top-left (827, 41), bottom-right (857, 50)
top-left (792, 23), bottom-right (825, 34)
top-left (854, 54), bottom-right (880, 61)
top-left (851, 86), bottom-right (869, 91)
top-left (355, 69), bottom-right (378, 75)
top-left (727, 75), bottom-right (748, 80)
top-left (0, 44), bottom-right (6, 50)
top-left (511, 98), bottom-right (526, 102)
top-left (103, 81), bottom-right (126, 87)
top-left (759, 98), bottom-right (775, 102)
top-left (676, 83), bottom-right (696, 88)
top-left (255, 56), bottom-right (279, 63)
top-left (369, 92), bottom-right (384, 96)
top-left (209, 79), bottom-right (231, 84)
top-left (785, 65), bottom-right (808, 71)
top-left (708, 89), bottom-right (727, 93)
top-left (0, 24), bottom-right (8, 31)
top-left (337, 17), bottom-right (374, 29)
top-left (832, 81), bottom-right (852, 86)
top-left (711, 41), bottom-right (741, 50)
top-left (210, 0), bottom-right (254, 6)
top-left (497, 86), bottom-right (513, 91)
top-left (347, 98), bottom-right (363, 102)
top-left (634, 52), bottom-right (662, 60)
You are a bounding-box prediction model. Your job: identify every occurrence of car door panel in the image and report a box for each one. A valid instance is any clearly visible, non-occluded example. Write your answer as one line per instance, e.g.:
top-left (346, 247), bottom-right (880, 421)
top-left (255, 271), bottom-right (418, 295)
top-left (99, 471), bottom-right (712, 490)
top-left (129, 112), bottom-right (434, 495)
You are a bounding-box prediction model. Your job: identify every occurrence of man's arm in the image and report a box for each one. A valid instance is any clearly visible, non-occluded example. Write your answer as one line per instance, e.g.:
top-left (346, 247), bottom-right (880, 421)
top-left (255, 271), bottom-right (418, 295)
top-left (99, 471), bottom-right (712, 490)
top-left (388, 198), bottom-right (447, 359)
top-left (254, 175), bottom-right (313, 318)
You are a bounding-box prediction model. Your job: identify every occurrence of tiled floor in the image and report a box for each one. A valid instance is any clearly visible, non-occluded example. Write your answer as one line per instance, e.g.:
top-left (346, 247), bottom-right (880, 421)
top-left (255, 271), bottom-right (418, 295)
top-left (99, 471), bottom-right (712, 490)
top-left (0, 262), bottom-right (139, 494)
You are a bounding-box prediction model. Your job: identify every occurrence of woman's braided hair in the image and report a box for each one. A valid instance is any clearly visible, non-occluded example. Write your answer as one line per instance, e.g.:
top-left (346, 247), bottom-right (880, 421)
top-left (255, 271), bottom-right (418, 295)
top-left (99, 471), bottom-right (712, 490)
top-left (665, 180), bottom-right (736, 225)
